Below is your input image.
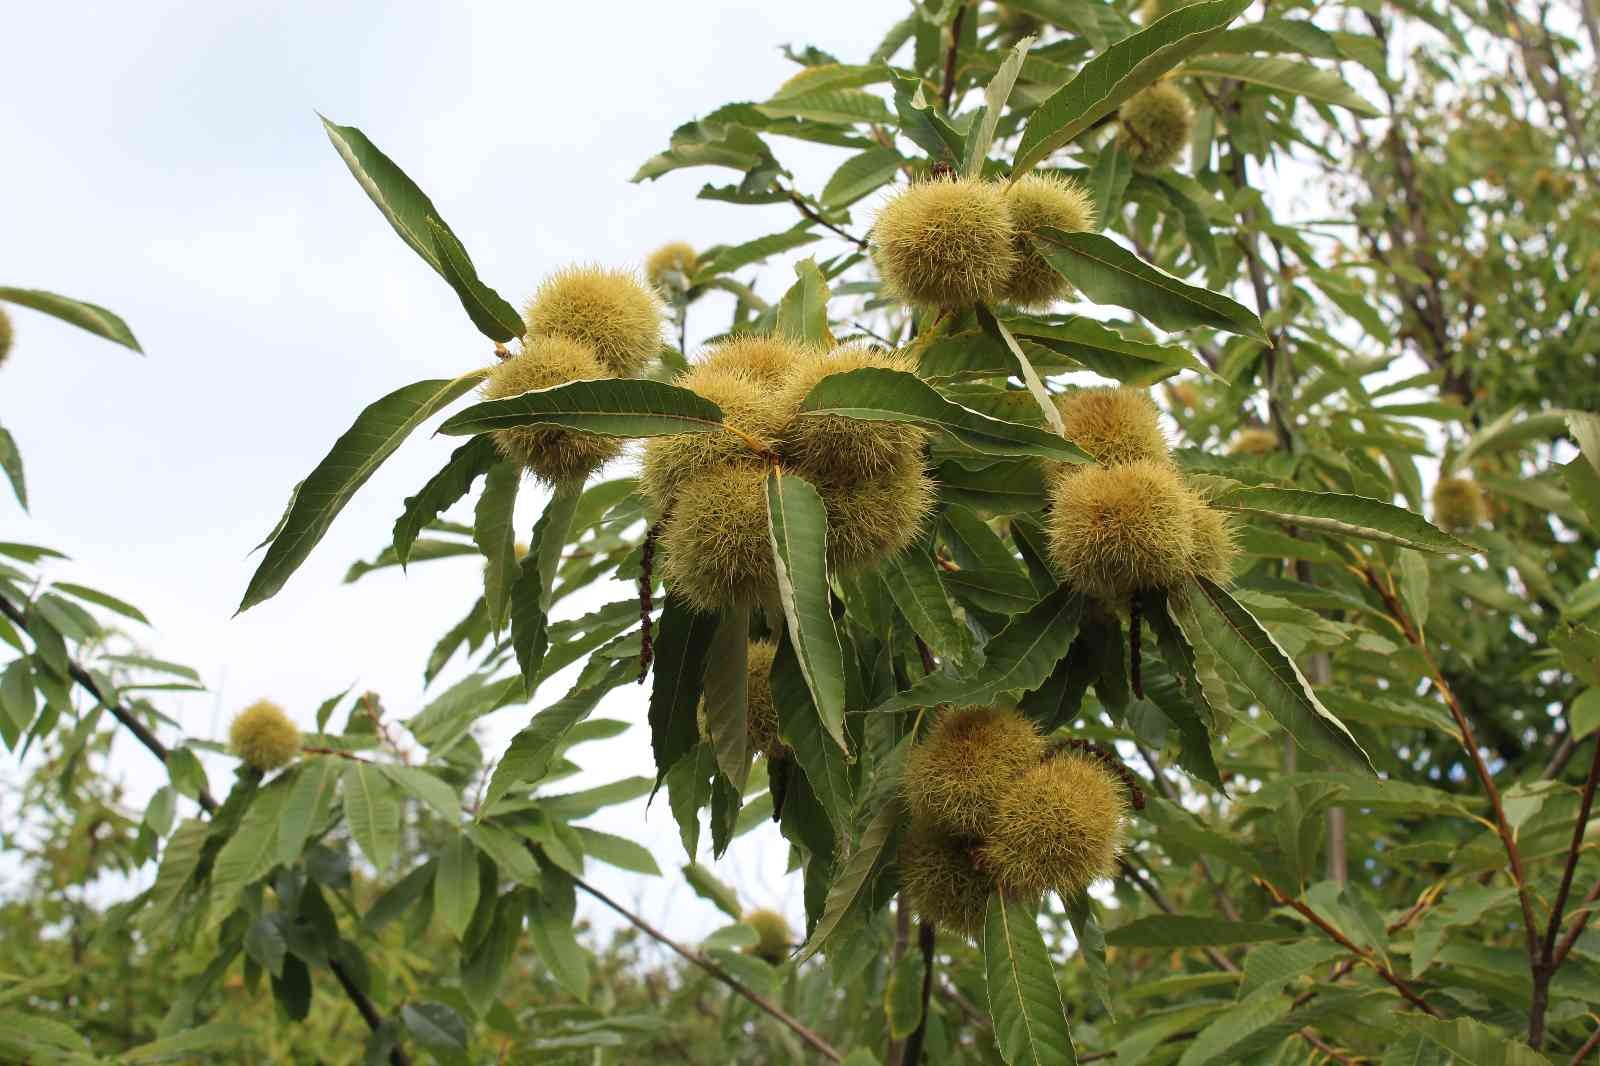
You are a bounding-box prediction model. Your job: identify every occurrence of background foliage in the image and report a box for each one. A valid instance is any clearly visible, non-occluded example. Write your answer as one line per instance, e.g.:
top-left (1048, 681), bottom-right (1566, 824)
top-left (4, 1), bottom-right (1600, 1063)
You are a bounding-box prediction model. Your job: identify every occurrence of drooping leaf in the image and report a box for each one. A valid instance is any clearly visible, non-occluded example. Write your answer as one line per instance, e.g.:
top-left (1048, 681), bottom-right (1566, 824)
top-left (474, 461), bottom-right (520, 631)
top-left (796, 799), bottom-right (901, 960)
top-left (799, 367), bottom-right (1089, 462)
top-left (0, 425), bottom-right (24, 510)
top-left (984, 893), bottom-right (1077, 1065)
top-left (1169, 579), bottom-right (1374, 773)
top-left (438, 378), bottom-right (726, 438)
top-left (510, 486), bottom-right (580, 695)
top-left (1034, 228), bottom-right (1267, 342)
top-left (704, 606), bottom-right (752, 793)
top-left (0, 286), bottom-right (142, 352)
top-left (767, 472), bottom-right (849, 751)
top-left (433, 833), bottom-right (480, 939)
top-left (485, 662), bottom-right (634, 812)
top-left (392, 435), bottom-right (498, 567)
top-left (821, 147), bottom-right (904, 208)
top-left (880, 546), bottom-right (983, 671)
top-left (239, 372), bottom-right (486, 612)
top-left (319, 117), bottom-right (522, 341)
top-left (276, 756), bottom-right (341, 866)
top-left (965, 34), bottom-right (1034, 177)
top-left (870, 587), bottom-right (1083, 714)
top-left (771, 635), bottom-right (854, 835)
top-left (648, 598), bottom-right (720, 788)
top-left (1012, 0), bottom-right (1251, 175)
top-left (975, 305), bottom-right (1065, 434)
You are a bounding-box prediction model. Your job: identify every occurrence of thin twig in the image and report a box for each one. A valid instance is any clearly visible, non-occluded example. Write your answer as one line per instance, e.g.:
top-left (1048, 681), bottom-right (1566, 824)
top-left (941, 4), bottom-right (968, 111)
top-left (572, 874), bottom-right (843, 1062)
top-left (1544, 737), bottom-right (1600, 962)
top-left (1554, 877), bottom-right (1600, 969)
top-left (779, 182), bottom-right (870, 250)
top-left (899, 921), bottom-right (937, 1066)
top-left (1572, 1021), bottom-right (1600, 1065)
top-left (0, 591), bottom-right (413, 1066)
top-left (1257, 878), bottom-right (1442, 1018)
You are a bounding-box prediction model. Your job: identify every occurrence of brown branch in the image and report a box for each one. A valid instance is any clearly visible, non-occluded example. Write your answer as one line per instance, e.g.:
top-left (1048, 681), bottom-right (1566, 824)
top-left (899, 921), bottom-right (937, 1066)
top-left (1554, 877), bottom-right (1600, 968)
top-left (572, 874), bottom-right (843, 1062)
top-left (1543, 737), bottom-right (1600, 960)
top-left (1358, 564), bottom-right (1543, 975)
top-left (941, 4), bottom-right (968, 112)
top-left (1573, 1021), bottom-right (1600, 1065)
top-left (1257, 878), bottom-right (1443, 1018)
top-left (779, 182), bottom-right (870, 251)
top-left (0, 591), bottom-right (413, 1066)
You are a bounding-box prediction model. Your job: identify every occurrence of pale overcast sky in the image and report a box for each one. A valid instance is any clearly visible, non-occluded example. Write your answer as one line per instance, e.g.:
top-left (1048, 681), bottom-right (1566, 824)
top-left (3, 0), bottom-right (898, 940)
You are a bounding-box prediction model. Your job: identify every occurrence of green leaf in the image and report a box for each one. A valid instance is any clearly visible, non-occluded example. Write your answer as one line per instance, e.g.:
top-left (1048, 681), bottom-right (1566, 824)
top-left (1564, 457), bottom-right (1600, 532)
top-left (1571, 688), bottom-right (1600, 740)
top-left (485, 662), bottom-right (632, 811)
top-left (776, 259), bottom-right (833, 347)
top-left (0, 287), bottom-right (142, 352)
top-left (1064, 891), bottom-right (1114, 1019)
top-left (402, 1001), bottom-right (470, 1057)
top-left (209, 783), bottom-right (289, 917)
top-left (1176, 988), bottom-right (1292, 1066)
top-left (319, 117), bottom-right (521, 342)
top-left (1551, 622), bottom-right (1600, 687)
top-left (1086, 143), bottom-right (1133, 231)
top-left (342, 763), bottom-right (400, 873)
top-left (526, 873), bottom-right (590, 999)
top-left (1183, 55), bottom-right (1381, 116)
top-left (701, 227), bottom-right (822, 277)
top-left (880, 547), bottom-right (983, 670)
top-left (463, 823), bottom-right (541, 884)
top-left (649, 597), bottom-right (720, 786)
top-left (378, 764), bottom-right (460, 820)
top-left (889, 69), bottom-right (965, 163)
top-left (1105, 915), bottom-right (1297, 948)
top-left (870, 586), bottom-right (1083, 714)
top-left (757, 88), bottom-right (895, 125)
top-left (799, 367), bottom-right (1089, 462)
top-left (1401, 1016), bottom-right (1554, 1066)
top-left (1034, 228), bottom-right (1267, 342)
top-left (513, 484), bottom-right (580, 696)
top-left (975, 306), bottom-right (1065, 434)
top-left (438, 377), bottom-right (726, 438)
top-left (767, 472), bottom-right (849, 752)
top-left (771, 635), bottom-right (854, 834)
top-left (703, 606), bottom-right (752, 792)
top-left (796, 799), bottom-right (901, 960)
top-left (276, 756), bottom-right (341, 865)
top-left (1169, 579), bottom-right (1374, 773)
top-left (1239, 941), bottom-right (1345, 996)
top-left (49, 582), bottom-right (148, 625)
top-left (886, 947), bottom-right (928, 1038)
top-left (239, 372), bottom-right (485, 612)
top-left (573, 827), bottom-right (661, 875)
top-left (425, 216), bottom-right (525, 342)
top-left (434, 833), bottom-right (480, 939)
top-left (1007, 314), bottom-right (1214, 380)
top-left (475, 461), bottom-right (520, 631)
top-left (392, 436), bottom-right (497, 567)
top-left (984, 893), bottom-right (1077, 1066)
top-left (1569, 411), bottom-right (1600, 476)
top-left (821, 147), bottom-right (904, 209)
top-left (1012, 0), bottom-right (1250, 175)
top-left (0, 425), bottom-right (25, 509)
top-left (1216, 487), bottom-right (1469, 553)
top-left (965, 34), bottom-right (1033, 177)
top-left (683, 861), bottom-right (742, 919)
top-left (121, 1023), bottom-right (252, 1063)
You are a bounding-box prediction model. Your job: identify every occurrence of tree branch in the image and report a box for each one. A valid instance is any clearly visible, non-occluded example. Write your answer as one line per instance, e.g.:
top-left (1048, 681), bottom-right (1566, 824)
top-left (899, 921), bottom-right (937, 1066)
top-left (572, 874), bottom-right (843, 1062)
top-left (1257, 879), bottom-right (1443, 1018)
top-left (0, 591), bottom-right (412, 1066)
top-left (941, 4), bottom-right (968, 112)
